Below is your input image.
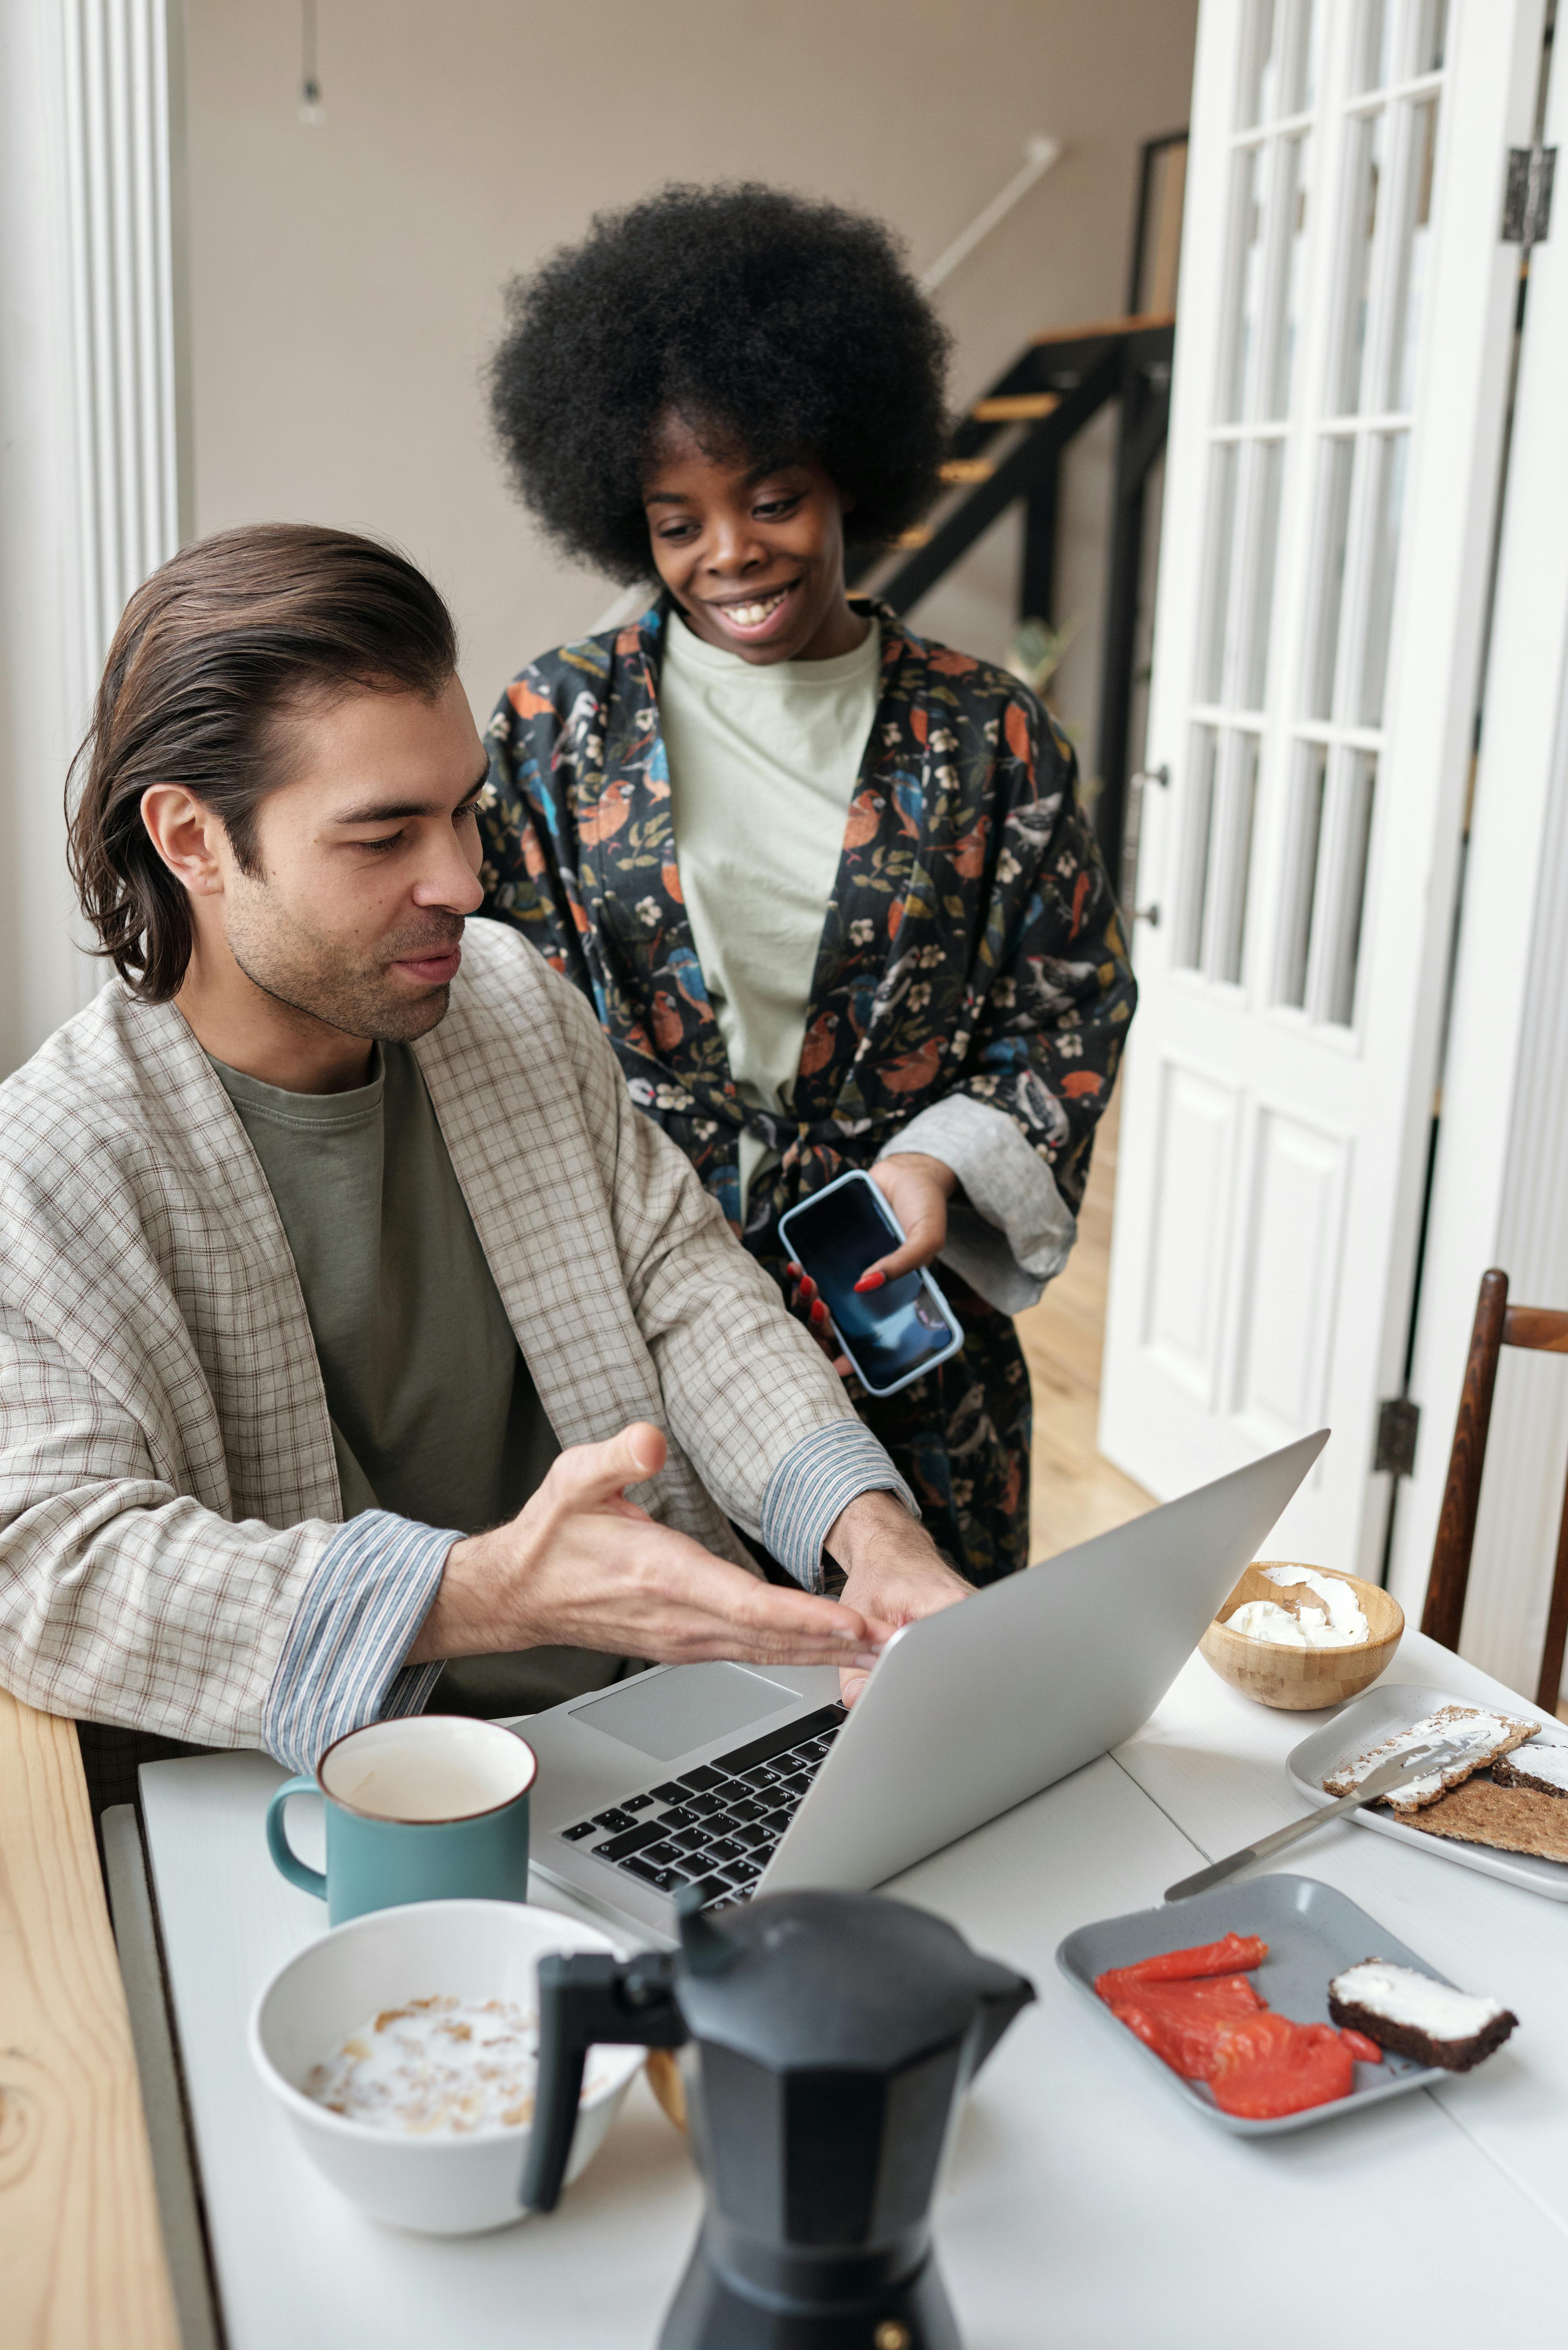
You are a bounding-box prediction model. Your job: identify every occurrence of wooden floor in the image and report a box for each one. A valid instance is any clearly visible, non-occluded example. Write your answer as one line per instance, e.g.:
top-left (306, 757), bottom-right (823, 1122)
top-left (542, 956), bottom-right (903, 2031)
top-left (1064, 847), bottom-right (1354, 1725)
top-left (1015, 1095), bottom-right (1154, 1560)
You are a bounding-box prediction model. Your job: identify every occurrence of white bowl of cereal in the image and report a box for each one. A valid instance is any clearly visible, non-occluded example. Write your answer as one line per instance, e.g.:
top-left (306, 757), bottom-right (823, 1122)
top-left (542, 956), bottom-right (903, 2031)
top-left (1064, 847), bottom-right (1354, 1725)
top-left (249, 1898), bottom-right (647, 2234)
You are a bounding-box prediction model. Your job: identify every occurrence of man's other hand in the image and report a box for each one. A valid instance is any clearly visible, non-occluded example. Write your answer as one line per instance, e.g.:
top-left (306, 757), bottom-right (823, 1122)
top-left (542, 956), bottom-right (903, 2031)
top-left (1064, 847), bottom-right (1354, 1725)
top-left (407, 1422), bottom-right (891, 1672)
top-left (825, 1488), bottom-right (974, 1707)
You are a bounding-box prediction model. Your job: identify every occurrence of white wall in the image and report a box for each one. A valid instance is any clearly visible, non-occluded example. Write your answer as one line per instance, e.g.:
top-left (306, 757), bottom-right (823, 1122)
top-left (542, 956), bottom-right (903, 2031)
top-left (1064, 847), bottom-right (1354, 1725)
top-left (183, 0), bottom-right (1197, 732)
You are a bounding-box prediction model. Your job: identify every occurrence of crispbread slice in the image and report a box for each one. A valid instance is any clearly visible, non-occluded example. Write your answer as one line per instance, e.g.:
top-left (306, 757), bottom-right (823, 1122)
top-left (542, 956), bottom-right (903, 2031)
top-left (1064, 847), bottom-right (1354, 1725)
top-left (1398, 1775), bottom-right (1568, 1864)
top-left (1322, 1703), bottom-right (1539, 1812)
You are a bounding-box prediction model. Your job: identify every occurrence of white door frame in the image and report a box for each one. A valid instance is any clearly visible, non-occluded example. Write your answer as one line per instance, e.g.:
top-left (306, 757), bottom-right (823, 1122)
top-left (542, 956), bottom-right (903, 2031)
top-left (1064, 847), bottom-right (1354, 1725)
top-left (1388, 30), bottom-right (1568, 1691)
top-left (1102, 0), bottom-right (1545, 1576)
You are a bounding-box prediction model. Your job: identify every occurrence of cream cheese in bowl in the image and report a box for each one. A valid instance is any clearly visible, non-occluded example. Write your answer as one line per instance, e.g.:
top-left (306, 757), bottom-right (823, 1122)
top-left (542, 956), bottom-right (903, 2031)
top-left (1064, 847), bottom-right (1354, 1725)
top-left (1227, 1566), bottom-right (1370, 1650)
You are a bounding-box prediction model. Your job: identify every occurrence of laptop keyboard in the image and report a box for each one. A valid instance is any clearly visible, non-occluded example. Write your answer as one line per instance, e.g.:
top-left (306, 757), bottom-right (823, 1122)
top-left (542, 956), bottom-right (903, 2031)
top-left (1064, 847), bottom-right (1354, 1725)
top-left (554, 1702), bottom-right (847, 1911)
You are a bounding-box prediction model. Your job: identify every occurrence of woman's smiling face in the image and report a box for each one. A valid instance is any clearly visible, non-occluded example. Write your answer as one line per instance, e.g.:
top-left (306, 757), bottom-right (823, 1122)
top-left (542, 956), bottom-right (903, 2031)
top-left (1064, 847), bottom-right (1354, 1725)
top-left (641, 412), bottom-right (866, 664)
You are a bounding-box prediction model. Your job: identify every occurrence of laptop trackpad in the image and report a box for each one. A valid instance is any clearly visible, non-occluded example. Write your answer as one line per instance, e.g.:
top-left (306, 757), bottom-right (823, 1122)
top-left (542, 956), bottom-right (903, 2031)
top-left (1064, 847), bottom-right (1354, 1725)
top-left (569, 1663), bottom-right (797, 1761)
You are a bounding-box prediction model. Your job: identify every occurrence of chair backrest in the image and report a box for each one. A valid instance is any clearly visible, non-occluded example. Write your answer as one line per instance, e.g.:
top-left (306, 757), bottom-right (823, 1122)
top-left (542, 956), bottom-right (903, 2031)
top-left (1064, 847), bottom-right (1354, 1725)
top-left (1421, 1267), bottom-right (1568, 1710)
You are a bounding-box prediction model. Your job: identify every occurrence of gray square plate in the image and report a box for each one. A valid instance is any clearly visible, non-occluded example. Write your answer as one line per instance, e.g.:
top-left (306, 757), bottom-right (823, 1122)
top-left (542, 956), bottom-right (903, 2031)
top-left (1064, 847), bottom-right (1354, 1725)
top-left (1056, 1873), bottom-right (1448, 2135)
top-left (1285, 1683), bottom-right (1568, 1902)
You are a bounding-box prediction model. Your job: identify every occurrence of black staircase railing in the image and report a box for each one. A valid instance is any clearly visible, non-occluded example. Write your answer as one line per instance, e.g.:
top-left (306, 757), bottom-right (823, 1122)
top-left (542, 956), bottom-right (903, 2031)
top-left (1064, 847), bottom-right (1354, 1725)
top-left (846, 131), bottom-right (1187, 892)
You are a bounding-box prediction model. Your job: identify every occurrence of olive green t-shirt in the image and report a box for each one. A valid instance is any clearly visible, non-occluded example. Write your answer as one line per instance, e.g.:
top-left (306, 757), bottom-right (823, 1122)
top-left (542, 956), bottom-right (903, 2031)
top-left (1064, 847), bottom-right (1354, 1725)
top-left (211, 1044), bottom-right (624, 1716)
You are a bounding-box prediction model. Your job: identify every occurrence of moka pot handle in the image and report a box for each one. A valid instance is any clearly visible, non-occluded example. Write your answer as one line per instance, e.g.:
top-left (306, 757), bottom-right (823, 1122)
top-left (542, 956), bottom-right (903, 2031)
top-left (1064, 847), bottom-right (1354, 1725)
top-left (522, 1949), bottom-right (685, 2213)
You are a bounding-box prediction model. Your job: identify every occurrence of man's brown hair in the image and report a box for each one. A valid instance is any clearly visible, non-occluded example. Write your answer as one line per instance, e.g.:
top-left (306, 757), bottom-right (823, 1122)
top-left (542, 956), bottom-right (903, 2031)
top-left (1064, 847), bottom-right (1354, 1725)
top-left (67, 523), bottom-right (459, 1001)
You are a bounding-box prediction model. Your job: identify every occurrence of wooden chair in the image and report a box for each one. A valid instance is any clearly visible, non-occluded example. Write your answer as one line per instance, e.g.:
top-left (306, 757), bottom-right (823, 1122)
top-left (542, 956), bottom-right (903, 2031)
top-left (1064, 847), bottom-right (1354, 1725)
top-left (1421, 1268), bottom-right (1568, 1709)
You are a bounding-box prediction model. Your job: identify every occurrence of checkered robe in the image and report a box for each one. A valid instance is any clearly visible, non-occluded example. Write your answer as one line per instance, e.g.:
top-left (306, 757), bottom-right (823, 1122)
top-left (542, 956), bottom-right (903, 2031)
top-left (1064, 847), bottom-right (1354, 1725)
top-left (0, 920), bottom-right (873, 1752)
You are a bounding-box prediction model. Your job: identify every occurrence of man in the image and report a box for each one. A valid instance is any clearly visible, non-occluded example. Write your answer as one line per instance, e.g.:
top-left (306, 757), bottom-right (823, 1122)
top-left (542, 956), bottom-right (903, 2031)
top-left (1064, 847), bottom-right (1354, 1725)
top-left (0, 524), bottom-right (968, 1776)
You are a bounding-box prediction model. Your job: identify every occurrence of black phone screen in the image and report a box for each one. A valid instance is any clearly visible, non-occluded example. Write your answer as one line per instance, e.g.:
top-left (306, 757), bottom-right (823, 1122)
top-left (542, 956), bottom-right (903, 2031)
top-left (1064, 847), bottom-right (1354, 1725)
top-left (784, 1178), bottom-right (958, 1387)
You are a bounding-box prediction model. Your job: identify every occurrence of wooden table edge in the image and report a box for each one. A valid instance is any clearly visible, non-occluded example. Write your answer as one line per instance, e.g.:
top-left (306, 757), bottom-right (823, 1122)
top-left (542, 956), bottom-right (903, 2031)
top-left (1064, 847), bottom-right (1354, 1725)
top-left (0, 1691), bottom-right (183, 2349)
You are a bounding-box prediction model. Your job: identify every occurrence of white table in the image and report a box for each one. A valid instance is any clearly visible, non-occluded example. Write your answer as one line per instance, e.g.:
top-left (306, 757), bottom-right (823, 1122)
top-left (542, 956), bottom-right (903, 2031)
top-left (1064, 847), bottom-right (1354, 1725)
top-left (135, 1632), bottom-right (1568, 2349)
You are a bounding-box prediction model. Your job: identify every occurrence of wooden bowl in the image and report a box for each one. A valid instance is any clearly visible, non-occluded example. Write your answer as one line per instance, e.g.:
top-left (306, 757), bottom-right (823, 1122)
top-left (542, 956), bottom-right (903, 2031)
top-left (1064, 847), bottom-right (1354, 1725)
top-left (645, 2048), bottom-right (688, 2133)
top-left (1199, 1561), bottom-right (1404, 1712)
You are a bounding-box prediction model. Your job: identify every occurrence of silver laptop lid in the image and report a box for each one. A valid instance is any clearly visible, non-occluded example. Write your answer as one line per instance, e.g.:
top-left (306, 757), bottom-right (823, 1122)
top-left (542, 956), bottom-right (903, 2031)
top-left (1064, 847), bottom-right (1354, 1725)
top-left (759, 1428), bottom-right (1329, 1894)
top-left (528, 1429), bottom-right (1328, 1933)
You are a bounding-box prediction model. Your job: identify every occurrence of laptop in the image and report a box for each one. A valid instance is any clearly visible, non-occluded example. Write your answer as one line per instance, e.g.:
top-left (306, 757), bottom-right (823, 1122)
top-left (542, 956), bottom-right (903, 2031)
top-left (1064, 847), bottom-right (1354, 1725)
top-left (518, 1429), bottom-right (1328, 1941)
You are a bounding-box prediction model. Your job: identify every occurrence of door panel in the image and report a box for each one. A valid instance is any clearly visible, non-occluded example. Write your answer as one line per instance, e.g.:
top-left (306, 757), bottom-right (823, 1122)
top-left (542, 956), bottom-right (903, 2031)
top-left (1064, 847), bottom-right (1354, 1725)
top-left (1102, 0), bottom-right (1542, 1572)
top-left (1230, 1108), bottom-right (1348, 1441)
top-left (1143, 1062), bottom-right (1241, 1402)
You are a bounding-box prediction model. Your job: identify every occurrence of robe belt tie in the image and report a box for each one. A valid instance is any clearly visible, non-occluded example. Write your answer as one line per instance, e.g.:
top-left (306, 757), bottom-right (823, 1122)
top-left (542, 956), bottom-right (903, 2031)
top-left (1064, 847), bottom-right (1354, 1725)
top-left (612, 1043), bottom-right (914, 1164)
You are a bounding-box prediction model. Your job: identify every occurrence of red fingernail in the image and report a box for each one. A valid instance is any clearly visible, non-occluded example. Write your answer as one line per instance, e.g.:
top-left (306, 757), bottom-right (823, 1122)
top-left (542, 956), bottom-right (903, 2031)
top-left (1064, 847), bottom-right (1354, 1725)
top-left (854, 1270), bottom-right (886, 1293)
top-left (810, 1300), bottom-right (828, 1325)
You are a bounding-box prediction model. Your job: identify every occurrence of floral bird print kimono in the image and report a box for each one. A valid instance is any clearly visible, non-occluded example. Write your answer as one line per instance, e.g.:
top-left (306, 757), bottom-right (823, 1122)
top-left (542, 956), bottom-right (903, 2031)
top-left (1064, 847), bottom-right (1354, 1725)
top-left (477, 598), bottom-right (1136, 1585)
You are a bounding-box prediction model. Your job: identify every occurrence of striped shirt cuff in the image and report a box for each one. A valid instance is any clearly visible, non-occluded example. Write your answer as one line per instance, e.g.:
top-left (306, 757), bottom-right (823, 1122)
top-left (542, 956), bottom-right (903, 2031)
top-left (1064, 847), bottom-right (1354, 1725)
top-left (761, 1423), bottom-right (918, 1593)
top-left (262, 1511), bottom-right (457, 1772)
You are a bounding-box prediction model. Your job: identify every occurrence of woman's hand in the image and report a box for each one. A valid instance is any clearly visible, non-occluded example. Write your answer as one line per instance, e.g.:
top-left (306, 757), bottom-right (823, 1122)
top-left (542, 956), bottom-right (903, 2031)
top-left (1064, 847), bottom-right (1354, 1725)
top-left (856, 1152), bottom-right (957, 1291)
top-left (784, 1262), bottom-right (851, 1377)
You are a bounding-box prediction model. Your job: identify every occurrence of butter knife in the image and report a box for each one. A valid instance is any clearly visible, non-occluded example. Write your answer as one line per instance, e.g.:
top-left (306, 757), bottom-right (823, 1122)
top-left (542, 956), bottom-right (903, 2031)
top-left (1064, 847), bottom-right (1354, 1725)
top-left (1163, 1739), bottom-right (1473, 1902)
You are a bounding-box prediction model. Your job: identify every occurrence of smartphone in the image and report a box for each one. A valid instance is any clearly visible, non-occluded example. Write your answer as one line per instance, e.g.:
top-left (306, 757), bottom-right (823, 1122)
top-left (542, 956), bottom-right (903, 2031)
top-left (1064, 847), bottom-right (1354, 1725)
top-left (777, 1168), bottom-right (965, 1397)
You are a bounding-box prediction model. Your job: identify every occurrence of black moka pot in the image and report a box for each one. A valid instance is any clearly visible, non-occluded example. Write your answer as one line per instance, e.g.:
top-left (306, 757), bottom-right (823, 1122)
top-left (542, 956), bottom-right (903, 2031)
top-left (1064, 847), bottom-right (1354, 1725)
top-left (521, 1885), bottom-right (1035, 2350)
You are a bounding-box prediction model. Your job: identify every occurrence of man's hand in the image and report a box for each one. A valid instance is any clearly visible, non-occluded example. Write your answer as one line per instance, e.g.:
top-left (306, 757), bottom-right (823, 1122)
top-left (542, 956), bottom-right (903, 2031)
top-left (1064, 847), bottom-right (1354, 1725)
top-left (855, 1152), bottom-right (957, 1291)
top-left (407, 1423), bottom-right (891, 1672)
top-left (824, 1487), bottom-right (974, 1706)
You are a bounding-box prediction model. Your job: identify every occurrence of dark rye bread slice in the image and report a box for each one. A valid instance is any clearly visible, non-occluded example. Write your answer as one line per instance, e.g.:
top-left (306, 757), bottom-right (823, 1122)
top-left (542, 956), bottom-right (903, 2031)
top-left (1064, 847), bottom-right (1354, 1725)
top-left (1492, 1743), bottom-right (1568, 1799)
top-left (1328, 1960), bottom-right (1517, 2073)
top-left (1322, 1704), bottom-right (1539, 1811)
top-left (1399, 1774), bottom-right (1568, 1864)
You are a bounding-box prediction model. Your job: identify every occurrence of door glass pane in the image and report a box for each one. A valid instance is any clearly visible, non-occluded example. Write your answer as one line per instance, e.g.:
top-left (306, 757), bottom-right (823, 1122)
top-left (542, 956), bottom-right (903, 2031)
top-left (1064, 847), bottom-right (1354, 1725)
top-left (1199, 442), bottom-right (1241, 701)
top-left (1241, 0), bottom-right (1281, 127)
top-left (1358, 431), bottom-right (1408, 726)
top-left (1389, 98), bottom-right (1439, 412)
top-left (1329, 753), bottom-right (1378, 1024)
top-left (1242, 439), bottom-right (1286, 708)
top-left (1309, 436), bottom-right (1355, 718)
top-left (1279, 741), bottom-right (1328, 1005)
top-left (1225, 146), bottom-right (1271, 421)
top-left (1337, 110), bottom-right (1385, 414)
top-left (1358, 0), bottom-right (1397, 92)
top-left (1179, 727), bottom-right (1221, 967)
top-left (1216, 734), bottom-right (1261, 983)
top-left (1284, 0), bottom-right (1322, 113)
top-left (1270, 134), bottom-right (1312, 415)
top-left (1415, 0), bottom-right (1448, 72)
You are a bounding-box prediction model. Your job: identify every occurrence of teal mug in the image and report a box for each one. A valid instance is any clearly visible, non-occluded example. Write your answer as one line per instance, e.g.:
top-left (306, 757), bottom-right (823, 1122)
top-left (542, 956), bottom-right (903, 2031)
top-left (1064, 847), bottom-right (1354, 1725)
top-left (265, 1715), bottom-right (537, 1926)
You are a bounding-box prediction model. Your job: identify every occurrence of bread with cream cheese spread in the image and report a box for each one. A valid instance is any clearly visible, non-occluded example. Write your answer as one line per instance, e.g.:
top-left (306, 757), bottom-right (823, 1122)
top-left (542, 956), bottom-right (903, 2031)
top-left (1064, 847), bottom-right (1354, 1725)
top-left (1327, 1958), bottom-right (1516, 2072)
top-left (1321, 1704), bottom-right (1538, 1812)
top-left (1491, 1742), bottom-right (1568, 1799)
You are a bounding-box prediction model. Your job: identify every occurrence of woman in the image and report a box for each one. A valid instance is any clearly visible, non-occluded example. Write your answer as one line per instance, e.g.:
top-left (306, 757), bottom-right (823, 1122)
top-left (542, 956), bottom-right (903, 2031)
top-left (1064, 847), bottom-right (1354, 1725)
top-left (477, 184), bottom-right (1135, 1587)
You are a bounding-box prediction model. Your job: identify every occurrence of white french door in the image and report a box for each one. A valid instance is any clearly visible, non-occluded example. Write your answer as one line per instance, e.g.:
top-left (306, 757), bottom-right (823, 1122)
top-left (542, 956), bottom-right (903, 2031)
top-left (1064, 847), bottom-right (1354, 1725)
top-left (1101, 0), bottom-right (1544, 1573)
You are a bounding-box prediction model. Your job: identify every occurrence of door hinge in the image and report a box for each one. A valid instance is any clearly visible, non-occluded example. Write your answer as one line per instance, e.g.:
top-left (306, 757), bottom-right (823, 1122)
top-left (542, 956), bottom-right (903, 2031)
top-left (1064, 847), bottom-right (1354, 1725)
top-left (1503, 145), bottom-right (1556, 246)
top-left (1374, 1396), bottom-right (1420, 1480)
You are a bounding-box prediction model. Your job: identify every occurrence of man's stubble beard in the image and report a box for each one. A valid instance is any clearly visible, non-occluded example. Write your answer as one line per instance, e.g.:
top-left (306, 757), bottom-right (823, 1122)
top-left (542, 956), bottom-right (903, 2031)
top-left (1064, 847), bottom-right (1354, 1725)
top-left (225, 879), bottom-right (463, 1047)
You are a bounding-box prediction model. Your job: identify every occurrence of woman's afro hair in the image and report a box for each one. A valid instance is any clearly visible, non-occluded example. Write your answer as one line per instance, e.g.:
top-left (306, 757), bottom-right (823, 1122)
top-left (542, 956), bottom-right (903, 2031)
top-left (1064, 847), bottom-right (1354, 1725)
top-left (488, 182), bottom-right (952, 582)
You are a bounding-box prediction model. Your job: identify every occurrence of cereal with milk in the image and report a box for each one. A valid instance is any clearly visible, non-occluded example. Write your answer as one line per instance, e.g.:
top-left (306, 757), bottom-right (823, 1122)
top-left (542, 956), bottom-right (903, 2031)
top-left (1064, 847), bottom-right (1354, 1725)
top-left (304, 1994), bottom-right (618, 2136)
